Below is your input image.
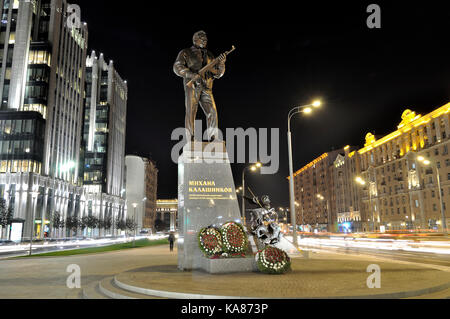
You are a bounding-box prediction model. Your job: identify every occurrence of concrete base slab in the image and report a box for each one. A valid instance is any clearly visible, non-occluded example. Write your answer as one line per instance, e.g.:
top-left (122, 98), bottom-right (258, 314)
top-left (274, 237), bottom-right (302, 257)
top-left (193, 255), bottom-right (258, 274)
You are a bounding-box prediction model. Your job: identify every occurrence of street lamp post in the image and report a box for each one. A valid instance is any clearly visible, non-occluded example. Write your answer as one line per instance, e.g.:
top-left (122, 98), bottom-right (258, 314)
top-left (355, 176), bottom-right (374, 232)
top-left (298, 188), bottom-right (305, 230)
top-left (288, 100), bottom-right (321, 246)
top-left (29, 191), bottom-right (39, 256)
top-left (326, 199), bottom-right (330, 232)
top-left (132, 203), bottom-right (137, 247)
top-left (300, 205), bottom-right (304, 231)
top-left (369, 184), bottom-right (373, 232)
top-left (293, 202), bottom-right (301, 231)
top-left (278, 207), bottom-right (288, 231)
top-left (316, 194), bottom-right (330, 232)
top-left (241, 162), bottom-right (261, 226)
top-left (417, 156), bottom-right (447, 234)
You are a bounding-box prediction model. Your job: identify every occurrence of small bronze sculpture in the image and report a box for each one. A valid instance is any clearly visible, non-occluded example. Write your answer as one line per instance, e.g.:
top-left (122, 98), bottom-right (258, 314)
top-left (173, 31), bottom-right (234, 141)
top-left (248, 195), bottom-right (282, 246)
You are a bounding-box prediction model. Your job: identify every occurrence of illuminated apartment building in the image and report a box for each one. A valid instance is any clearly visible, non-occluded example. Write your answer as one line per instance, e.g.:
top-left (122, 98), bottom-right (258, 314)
top-left (333, 146), bottom-right (362, 232)
top-left (0, 0), bottom-right (88, 240)
top-left (291, 149), bottom-right (343, 232)
top-left (355, 104), bottom-right (450, 231)
top-left (291, 102), bottom-right (450, 233)
top-left (81, 51), bottom-right (127, 236)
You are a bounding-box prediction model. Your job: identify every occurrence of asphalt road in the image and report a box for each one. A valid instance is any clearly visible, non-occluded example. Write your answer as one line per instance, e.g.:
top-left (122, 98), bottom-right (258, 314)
top-left (0, 236), bottom-right (154, 259)
top-left (298, 244), bottom-right (450, 268)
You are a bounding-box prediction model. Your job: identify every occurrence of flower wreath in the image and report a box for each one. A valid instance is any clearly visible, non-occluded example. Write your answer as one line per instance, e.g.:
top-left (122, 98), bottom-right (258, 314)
top-left (198, 227), bottom-right (223, 258)
top-left (221, 221), bottom-right (248, 257)
top-left (256, 246), bottom-right (291, 274)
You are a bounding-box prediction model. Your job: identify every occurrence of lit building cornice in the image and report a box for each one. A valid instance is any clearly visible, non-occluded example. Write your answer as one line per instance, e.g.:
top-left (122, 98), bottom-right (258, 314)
top-left (156, 199), bottom-right (178, 205)
top-left (287, 153), bottom-right (329, 180)
top-left (358, 102), bottom-right (450, 155)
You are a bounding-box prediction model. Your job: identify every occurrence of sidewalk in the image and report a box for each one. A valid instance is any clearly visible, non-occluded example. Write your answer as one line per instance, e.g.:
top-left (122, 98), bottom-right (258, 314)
top-left (1, 244), bottom-right (450, 299)
top-left (115, 248), bottom-right (450, 298)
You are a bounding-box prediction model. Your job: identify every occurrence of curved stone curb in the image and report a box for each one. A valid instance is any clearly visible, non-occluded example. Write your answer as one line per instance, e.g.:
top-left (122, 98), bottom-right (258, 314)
top-left (81, 288), bottom-right (89, 299)
top-left (114, 277), bottom-right (260, 299)
top-left (334, 280), bottom-right (450, 299)
top-left (81, 284), bottom-right (109, 299)
top-left (114, 276), bottom-right (450, 299)
top-left (99, 281), bottom-right (136, 299)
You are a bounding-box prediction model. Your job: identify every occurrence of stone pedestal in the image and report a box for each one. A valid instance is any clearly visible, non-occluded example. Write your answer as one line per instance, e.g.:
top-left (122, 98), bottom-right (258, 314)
top-left (177, 142), bottom-right (248, 272)
top-left (193, 255), bottom-right (258, 274)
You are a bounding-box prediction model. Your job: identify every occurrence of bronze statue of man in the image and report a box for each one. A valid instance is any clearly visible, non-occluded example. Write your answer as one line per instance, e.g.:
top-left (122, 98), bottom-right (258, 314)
top-left (173, 31), bottom-right (227, 141)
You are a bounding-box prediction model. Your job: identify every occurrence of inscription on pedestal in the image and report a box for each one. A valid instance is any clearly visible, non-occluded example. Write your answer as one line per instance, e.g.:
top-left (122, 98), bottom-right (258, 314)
top-left (177, 142), bottom-right (244, 272)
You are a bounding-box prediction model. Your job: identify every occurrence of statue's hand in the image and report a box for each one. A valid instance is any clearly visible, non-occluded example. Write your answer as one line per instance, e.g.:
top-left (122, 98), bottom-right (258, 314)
top-left (218, 53), bottom-right (226, 63)
top-left (193, 74), bottom-right (203, 86)
top-left (186, 73), bottom-right (202, 87)
top-left (187, 72), bottom-right (199, 80)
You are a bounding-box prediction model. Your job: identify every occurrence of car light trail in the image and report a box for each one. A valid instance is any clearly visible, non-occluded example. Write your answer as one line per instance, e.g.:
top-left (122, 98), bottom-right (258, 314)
top-left (292, 236), bottom-right (450, 255)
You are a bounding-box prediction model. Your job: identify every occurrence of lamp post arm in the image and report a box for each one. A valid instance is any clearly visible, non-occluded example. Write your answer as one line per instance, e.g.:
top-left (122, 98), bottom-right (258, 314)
top-left (288, 104), bottom-right (314, 132)
top-left (242, 168), bottom-right (246, 224)
top-left (287, 103), bottom-right (315, 246)
top-left (288, 108), bottom-right (300, 132)
top-left (287, 128), bottom-right (297, 246)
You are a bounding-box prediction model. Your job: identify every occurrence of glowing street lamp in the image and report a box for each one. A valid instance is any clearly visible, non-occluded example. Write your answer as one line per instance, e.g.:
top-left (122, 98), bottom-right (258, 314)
top-left (355, 176), bottom-right (366, 186)
top-left (303, 107), bottom-right (313, 114)
top-left (417, 156), bottom-right (447, 234)
top-left (288, 100), bottom-right (322, 246)
top-left (355, 176), bottom-right (374, 232)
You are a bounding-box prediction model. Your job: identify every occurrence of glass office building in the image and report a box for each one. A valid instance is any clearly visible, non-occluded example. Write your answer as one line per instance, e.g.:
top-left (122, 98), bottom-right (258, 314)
top-left (0, 0), bottom-right (88, 240)
top-left (81, 51), bottom-right (128, 237)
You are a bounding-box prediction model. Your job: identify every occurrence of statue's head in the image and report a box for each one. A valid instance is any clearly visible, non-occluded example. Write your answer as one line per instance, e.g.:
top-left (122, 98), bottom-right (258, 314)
top-left (261, 195), bottom-right (270, 206)
top-left (193, 30), bottom-right (207, 49)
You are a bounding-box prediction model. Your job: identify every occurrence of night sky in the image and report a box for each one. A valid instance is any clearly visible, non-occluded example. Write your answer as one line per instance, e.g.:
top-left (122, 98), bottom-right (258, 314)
top-left (72, 1), bottom-right (449, 208)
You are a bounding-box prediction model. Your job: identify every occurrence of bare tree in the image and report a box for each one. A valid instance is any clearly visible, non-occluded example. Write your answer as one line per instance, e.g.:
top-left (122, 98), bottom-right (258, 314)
top-left (65, 216), bottom-right (79, 237)
top-left (52, 212), bottom-right (64, 238)
top-left (0, 199), bottom-right (13, 240)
